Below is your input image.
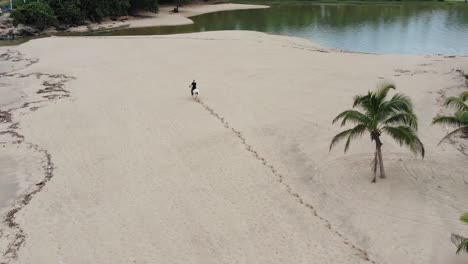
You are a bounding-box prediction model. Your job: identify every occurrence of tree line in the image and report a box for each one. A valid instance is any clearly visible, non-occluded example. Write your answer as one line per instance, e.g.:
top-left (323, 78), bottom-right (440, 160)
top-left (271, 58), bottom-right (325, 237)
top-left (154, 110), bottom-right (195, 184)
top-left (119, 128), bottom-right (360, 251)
top-left (10, 0), bottom-right (159, 30)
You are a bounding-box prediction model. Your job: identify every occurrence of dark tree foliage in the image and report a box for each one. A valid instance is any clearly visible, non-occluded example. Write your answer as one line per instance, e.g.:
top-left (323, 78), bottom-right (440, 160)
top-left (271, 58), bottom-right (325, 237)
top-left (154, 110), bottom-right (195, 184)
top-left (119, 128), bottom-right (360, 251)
top-left (11, 1), bottom-right (58, 30)
top-left (82, 0), bottom-right (131, 21)
top-left (12, 0), bottom-right (159, 27)
top-left (131, 0), bottom-right (159, 12)
top-left (47, 0), bottom-right (83, 25)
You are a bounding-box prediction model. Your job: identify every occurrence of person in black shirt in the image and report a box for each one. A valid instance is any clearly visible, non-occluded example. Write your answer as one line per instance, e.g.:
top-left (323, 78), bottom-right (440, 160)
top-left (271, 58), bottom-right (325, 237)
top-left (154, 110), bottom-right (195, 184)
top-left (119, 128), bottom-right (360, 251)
top-left (189, 80), bottom-right (197, 96)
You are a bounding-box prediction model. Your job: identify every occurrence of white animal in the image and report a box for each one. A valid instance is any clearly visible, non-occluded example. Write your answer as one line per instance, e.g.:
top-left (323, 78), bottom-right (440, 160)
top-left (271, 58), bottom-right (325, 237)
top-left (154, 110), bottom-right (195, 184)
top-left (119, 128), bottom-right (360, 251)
top-left (192, 88), bottom-right (199, 98)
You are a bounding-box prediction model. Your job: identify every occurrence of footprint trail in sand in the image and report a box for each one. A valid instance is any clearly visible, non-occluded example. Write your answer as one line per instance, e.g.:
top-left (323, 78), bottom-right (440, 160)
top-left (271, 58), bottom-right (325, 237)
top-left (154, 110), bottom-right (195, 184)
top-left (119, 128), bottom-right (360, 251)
top-left (195, 98), bottom-right (376, 263)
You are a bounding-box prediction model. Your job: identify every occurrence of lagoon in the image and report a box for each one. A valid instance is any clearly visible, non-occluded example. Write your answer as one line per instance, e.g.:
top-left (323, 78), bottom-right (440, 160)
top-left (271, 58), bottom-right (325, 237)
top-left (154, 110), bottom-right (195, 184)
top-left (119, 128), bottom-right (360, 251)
top-left (94, 4), bottom-right (468, 55)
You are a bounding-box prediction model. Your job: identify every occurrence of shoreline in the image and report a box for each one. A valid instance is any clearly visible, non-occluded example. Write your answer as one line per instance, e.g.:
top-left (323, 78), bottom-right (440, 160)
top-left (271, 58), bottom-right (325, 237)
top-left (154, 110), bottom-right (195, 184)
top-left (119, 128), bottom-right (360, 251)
top-left (60, 31), bottom-right (468, 57)
top-left (0, 3), bottom-right (269, 46)
top-left (0, 31), bottom-right (467, 263)
top-left (0, 3), bottom-right (467, 57)
top-left (63, 3), bottom-right (269, 33)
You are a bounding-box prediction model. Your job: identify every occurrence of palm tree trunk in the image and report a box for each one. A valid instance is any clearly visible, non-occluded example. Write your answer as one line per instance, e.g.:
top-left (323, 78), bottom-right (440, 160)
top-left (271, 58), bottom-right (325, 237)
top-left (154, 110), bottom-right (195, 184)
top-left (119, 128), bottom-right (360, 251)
top-left (372, 150), bottom-right (378, 183)
top-left (375, 137), bottom-right (386, 179)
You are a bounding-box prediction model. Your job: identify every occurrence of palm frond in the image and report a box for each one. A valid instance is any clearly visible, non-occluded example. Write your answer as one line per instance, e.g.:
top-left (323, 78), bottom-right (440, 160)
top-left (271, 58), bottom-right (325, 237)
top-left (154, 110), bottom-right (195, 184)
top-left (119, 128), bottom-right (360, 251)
top-left (432, 115), bottom-right (464, 127)
top-left (452, 233), bottom-right (466, 247)
top-left (445, 96), bottom-right (468, 112)
top-left (384, 93), bottom-right (413, 113)
top-left (353, 93), bottom-right (370, 109)
top-left (461, 213), bottom-right (468, 224)
top-left (452, 214), bottom-right (468, 254)
top-left (461, 91), bottom-right (468, 102)
top-left (382, 125), bottom-right (425, 157)
top-left (437, 127), bottom-right (468, 145)
top-left (375, 82), bottom-right (396, 100)
top-left (433, 112), bottom-right (468, 143)
top-left (330, 124), bottom-right (367, 152)
top-left (357, 94), bottom-right (382, 117)
top-left (332, 110), bottom-right (369, 127)
top-left (381, 112), bottom-right (418, 130)
top-left (330, 128), bottom-right (354, 151)
top-left (344, 124), bottom-right (367, 152)
top-left (455, 110), bottom-right (468, 123)
top-left (457, 238), bottom-right (468, 254)
top-left (410, 137), bottom-right (425, 158)
top-left (451, 233), bottom-right (468, 254)
top-left (352, 95), bottom-right (363, 108)
top-left (434, 92), bottom-right (468, 143)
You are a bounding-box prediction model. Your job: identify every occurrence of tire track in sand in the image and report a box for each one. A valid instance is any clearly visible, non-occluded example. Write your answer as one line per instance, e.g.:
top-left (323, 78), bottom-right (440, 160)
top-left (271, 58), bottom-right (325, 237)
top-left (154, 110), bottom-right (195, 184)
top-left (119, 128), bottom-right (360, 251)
top-left (195, 98), bottom-right (376, 263)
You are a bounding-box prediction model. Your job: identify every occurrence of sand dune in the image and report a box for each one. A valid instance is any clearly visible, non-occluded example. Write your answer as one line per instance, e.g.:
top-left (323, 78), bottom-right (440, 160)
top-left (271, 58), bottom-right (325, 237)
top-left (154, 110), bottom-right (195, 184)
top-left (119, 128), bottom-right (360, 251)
top-left (0, 31), bottom-right (467, 264)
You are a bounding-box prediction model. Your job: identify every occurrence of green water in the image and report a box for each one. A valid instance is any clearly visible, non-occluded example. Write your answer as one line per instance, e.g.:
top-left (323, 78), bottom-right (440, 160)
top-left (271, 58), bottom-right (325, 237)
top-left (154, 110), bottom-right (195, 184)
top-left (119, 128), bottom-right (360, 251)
top-left (3, 3), bottom-right (468, 54)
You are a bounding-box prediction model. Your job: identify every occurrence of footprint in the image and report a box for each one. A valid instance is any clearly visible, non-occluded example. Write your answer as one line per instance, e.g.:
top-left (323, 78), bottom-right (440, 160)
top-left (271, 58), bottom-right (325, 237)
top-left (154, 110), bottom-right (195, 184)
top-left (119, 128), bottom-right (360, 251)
top-left (196, 100), bottom-right (376, 264)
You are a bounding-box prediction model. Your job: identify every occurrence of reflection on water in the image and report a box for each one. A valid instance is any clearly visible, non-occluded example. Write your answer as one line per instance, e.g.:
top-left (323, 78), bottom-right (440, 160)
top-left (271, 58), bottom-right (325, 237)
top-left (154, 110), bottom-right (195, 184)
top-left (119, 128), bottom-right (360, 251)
top-left (0, 38), bottom-right (30, 47)
top-left (3, 4), bottom-right (468, 54)
top-left (101, 4), bottom-right (468, 54)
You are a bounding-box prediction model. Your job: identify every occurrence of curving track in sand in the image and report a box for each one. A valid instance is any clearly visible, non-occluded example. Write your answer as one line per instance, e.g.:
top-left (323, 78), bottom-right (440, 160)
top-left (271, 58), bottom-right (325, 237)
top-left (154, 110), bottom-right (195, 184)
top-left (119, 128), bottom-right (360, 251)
top-left (313, 153), bottom-right (468, 226)
top-left (196, 98), bottom-right (375, 262)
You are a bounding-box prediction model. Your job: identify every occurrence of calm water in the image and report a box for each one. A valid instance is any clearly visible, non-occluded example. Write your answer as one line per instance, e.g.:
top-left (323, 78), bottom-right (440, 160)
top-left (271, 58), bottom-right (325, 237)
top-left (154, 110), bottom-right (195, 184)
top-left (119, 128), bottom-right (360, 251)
top-left (3, 4), bottom-right (468, 54)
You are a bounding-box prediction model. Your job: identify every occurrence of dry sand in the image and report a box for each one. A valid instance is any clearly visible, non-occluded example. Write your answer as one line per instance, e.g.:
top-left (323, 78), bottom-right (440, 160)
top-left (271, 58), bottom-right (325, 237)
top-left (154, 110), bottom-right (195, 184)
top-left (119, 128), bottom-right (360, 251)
top-left (0, 30), bottom-right (467, 264)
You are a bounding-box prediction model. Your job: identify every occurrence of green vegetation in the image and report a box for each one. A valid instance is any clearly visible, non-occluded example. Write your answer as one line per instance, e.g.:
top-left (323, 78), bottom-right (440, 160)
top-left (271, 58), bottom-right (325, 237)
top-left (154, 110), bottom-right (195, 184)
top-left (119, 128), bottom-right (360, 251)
top-left (130, 0), bottom-right (159, 12)
top-left (10, 1), bottom-right (57, 30)
top-left (453, 213), bottom-right (468, 254)
top-left (462, 213), bottom-right (468, 223)
top-left (432, 91), bottom-right (468, 143)
top-left (47, 0), bottom-right (85, 25)
top-left (9, 0), bottom-right (159, 29)
top-left (330, 83), bottom-right (424, 182)
top-left (47, 0), bottom-right (132, 23)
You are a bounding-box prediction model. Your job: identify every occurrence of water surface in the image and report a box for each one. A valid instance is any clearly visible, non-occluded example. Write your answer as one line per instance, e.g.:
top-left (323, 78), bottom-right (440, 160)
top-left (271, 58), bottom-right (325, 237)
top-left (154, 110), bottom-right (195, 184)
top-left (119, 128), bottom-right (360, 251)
top-left (2, 4), bottom-right (468, 54)
top-left (94, 4), bottom-right (468, 55)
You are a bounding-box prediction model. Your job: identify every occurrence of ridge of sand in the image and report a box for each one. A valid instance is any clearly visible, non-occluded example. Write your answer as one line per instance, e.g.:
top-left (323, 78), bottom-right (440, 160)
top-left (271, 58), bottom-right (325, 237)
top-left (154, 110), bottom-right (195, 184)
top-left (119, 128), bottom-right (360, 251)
top-left (0, 31), bottom-right (467, 264)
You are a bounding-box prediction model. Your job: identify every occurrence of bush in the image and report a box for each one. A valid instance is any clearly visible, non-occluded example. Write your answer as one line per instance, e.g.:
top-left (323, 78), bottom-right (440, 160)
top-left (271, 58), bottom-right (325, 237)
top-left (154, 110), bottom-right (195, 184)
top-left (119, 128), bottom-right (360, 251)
top-left (11, 1), bottom-right (57, 30)
top-left (11, 0), bottom-right (159, 29)
top-left (47, 0), bottom-right (84, 25)
top-left (104, 0), bottom-right (132, 18)
top-left (75, 0), bottom-right (131, 22)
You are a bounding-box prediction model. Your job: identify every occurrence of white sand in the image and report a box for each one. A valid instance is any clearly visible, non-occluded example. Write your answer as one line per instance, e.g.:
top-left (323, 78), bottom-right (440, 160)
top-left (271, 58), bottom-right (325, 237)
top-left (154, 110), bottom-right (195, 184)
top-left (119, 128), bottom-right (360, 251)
top-left (0, 31), bottom-right (467, 264)
top-left (69, 4), bottom-right (269, 33)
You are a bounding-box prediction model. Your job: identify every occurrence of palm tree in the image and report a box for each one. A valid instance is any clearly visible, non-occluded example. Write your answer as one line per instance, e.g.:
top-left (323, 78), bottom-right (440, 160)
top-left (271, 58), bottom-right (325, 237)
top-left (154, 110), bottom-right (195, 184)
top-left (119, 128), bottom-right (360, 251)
top-left (432, 91), bottom-right (468, 143)
top-left (451, 213), bottom-right (468, 254)
top-left (330, 83), bottom-right (425, 182)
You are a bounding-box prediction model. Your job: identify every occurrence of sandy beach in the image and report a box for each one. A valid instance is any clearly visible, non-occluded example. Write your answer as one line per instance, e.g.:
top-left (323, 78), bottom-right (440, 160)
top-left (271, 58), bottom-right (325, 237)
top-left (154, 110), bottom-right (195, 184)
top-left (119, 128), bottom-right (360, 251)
top-left (0, 27), bottom-right (467, 264)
